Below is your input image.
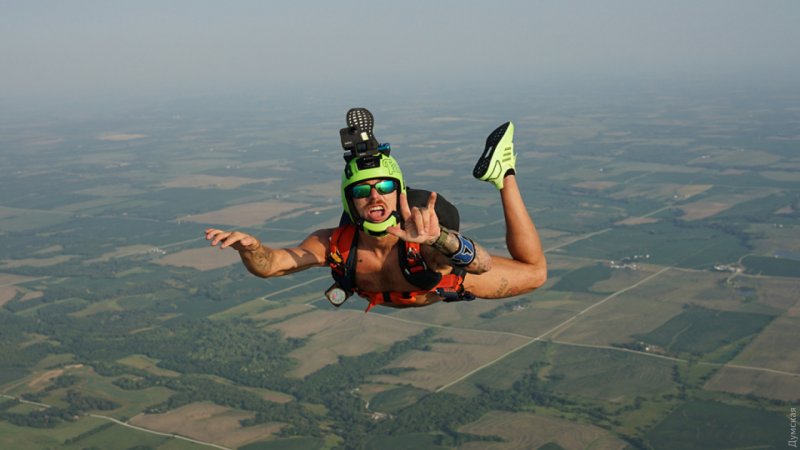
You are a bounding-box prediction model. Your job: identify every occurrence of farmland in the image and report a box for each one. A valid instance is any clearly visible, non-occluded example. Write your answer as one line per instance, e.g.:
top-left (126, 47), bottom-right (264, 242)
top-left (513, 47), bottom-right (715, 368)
top-left (2, 86), bottom-right (798, 448)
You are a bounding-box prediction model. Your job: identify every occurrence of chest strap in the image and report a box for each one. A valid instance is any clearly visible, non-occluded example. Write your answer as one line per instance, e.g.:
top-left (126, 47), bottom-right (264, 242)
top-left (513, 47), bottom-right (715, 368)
top-left (327, 224), bottom-right (472, 312)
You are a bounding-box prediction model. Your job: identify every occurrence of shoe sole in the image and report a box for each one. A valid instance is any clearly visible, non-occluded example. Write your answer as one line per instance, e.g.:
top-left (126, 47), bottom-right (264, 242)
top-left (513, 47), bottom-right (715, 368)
top-left (473, 121), bottom-right (512, 180)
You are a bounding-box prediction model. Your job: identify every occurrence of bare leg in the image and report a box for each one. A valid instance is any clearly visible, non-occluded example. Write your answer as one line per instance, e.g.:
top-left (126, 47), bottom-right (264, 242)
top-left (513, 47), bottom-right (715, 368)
top-left (463, 174), bottom-right (547, 298)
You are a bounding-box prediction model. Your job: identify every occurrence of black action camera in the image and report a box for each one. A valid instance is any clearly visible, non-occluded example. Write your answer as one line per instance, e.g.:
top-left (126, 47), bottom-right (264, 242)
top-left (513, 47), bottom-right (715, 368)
top-left (340, 126), bottom-right (379, 158)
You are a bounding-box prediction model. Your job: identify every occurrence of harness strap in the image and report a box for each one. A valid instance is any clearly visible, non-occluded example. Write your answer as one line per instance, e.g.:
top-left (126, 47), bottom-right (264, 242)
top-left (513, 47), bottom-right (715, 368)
top-left (328, 224), bottom-right (471, 312)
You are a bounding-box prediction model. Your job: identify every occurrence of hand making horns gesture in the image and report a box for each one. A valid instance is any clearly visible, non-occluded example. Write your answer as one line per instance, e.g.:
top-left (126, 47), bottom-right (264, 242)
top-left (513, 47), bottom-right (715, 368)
top-left (387, 192), bottom-right (441, 245)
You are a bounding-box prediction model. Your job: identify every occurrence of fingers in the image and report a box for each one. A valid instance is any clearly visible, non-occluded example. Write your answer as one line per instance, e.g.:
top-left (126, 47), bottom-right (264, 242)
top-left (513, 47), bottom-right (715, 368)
top-left (205, 229), bottom-right (255, 250)
top-left (426, 192), bottom-right (437, 211)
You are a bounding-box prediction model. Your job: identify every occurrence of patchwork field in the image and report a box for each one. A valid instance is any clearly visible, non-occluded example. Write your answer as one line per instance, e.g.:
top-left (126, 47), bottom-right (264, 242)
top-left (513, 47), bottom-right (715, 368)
top-left (268, 310), bottom-right (428, 378)
top-left (2, 87), bottom-right (799, 449)
top-left (459, 410), bottom-right (626, 450)
top-left (703, 366), bottom-right (800, 401)
top-left (155, 246), bottom-right (242, 271)
top-left (129, 402), bottom-right (282, 448)
top-left (179, 200), bottom-right (311, 227)
top-left (729, 315), bottom-right (800, 372)
top-left (374, 329), bottom-right (532, 391)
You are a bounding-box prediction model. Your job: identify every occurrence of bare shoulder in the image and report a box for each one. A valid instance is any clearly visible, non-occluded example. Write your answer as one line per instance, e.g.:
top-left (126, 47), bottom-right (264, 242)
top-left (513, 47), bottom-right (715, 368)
top-left (299, 228), bottom-right (334, 253)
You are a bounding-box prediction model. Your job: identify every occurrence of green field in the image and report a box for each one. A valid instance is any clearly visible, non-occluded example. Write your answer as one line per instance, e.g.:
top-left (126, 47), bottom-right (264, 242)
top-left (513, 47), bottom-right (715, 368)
top-left (633, 306), bottom-right (774, 356)
top-left (239, 437), bottom-right (326, 450)
top-left (3, 86), bottom-right (800, 449)
top-left (549, 263), bottom-right (614, 293)
top-left (743, 255), bottom-right (800, 277)
top-left (369, 386), bottom-right (430, 413)
top-left (546, 344), bottom-right (676, 401)
top-left (645, 400), bottom-right (787, 450)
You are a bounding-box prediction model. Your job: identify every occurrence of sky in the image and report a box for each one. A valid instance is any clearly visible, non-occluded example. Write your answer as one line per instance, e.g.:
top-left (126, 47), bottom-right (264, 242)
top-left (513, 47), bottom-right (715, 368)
top-left (2, 0), bottom-right (799, 103)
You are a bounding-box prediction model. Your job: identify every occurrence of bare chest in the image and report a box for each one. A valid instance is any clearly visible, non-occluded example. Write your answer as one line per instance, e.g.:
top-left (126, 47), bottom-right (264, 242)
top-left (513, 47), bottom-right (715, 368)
top-left (353, 246), bottom-right (418, 293)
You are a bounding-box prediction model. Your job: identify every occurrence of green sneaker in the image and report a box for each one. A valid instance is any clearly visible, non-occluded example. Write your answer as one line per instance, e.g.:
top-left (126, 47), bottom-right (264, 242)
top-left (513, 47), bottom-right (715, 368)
top-left (473, 121), bottom-right (515, 190)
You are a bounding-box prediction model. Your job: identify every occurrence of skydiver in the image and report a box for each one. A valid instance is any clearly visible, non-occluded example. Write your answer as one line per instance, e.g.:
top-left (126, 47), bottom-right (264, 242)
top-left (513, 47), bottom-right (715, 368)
top-left (205, 121), bottom-right (546, 310)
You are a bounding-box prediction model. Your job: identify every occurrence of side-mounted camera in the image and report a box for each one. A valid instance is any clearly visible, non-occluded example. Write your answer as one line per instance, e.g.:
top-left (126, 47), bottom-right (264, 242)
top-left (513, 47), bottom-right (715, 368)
top-left (340, 125), bottom-right (379, 159)
top-left (340, 107), bottom-right (390, 161)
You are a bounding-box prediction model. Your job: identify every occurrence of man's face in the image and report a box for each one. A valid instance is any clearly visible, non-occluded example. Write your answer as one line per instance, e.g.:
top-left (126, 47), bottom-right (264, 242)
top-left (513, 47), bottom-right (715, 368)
top-left (351, 179), bottom-right (398, 223)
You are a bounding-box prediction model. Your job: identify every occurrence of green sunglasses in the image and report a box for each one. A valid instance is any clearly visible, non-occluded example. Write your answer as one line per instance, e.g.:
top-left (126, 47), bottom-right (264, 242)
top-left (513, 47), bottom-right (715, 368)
top-left (350, 179), bottom-right (398, 199)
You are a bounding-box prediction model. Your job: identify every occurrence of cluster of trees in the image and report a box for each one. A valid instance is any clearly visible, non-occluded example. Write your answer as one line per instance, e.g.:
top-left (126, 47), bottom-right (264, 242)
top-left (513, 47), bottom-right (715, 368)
top-left (0, 406), bottom-right (76, 429)
top-left (0, 389), bottom-right (120, 429)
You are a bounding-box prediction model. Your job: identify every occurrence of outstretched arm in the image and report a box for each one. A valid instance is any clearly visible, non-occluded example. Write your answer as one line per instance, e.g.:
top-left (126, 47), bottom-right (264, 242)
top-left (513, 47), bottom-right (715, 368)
top-left (387, 192), bottom-right (492, 274)
top-left (205, 228), bottom-right (331, 277)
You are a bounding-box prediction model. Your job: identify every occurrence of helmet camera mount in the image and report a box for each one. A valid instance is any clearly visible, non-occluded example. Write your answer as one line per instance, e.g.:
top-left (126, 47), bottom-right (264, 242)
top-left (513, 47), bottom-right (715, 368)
top-left (340, 108), bottom-right (391, 162)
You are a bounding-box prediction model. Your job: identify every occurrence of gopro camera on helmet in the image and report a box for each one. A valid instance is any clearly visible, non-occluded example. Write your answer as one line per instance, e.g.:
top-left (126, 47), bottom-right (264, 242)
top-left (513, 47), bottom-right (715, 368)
top-left (340, 125), bottom-right (379, 160)
top-left (340, 107), bottom-right (391, 161)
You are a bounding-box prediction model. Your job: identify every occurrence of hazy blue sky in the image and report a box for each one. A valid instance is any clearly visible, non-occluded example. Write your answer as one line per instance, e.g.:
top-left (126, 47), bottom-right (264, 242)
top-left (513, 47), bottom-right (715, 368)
top-left (2, 0), bottom-right (799, 102)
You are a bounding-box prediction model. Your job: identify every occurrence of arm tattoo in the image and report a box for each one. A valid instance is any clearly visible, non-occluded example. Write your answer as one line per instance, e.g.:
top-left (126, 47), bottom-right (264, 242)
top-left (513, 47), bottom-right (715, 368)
top-left (431, 227), bottom-right (490, 274)
top-left (494, 277), bottom-right (510, 297)
top-left (242, 245), bottom-right (275, 276)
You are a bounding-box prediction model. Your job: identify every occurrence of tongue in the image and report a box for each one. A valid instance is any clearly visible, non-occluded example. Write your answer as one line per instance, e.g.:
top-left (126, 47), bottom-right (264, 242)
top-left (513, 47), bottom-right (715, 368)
top-left (367, 208), bottom-right (386, 222)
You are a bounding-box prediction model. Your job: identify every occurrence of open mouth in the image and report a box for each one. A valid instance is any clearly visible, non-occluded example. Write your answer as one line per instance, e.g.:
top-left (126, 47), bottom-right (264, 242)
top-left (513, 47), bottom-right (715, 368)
top-left (365, 205), bottom-right (387, 222)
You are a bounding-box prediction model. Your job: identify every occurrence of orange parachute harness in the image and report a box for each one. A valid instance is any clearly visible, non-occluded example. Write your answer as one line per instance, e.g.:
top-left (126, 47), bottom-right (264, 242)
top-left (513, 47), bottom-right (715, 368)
top-left (327, 224), bottom-right (474, 312)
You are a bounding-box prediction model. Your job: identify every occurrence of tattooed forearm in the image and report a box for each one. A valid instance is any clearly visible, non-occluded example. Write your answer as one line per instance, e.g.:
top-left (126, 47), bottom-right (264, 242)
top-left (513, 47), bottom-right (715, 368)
top-left (240, 244), bottom-right (276, 277)
top-left (431, 227), bottom-right (492, 274)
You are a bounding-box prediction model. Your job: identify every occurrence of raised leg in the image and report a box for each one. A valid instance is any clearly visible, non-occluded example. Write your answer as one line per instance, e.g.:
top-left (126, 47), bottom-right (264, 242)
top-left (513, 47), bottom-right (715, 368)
top-left (465, 122), bottom-right (547, 298)
top-left (463, 175), bottom-right (547, 298)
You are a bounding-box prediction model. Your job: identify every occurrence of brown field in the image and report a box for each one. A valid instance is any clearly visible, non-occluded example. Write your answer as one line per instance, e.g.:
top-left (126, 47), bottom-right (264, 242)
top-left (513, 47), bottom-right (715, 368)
top-left (268, 311), bottom-right (427, 378)
top-left (21, 291), bottom-right (43, 301)
top-left (96, 133), bottom-right (147, 141)
top-left (251, 303), bottom-right (314, 322)
top-left (384, 297), bottom-right (513, 329)
top-left (118, 355), bottom-right (182, 378)
top-left (458, 410), bottom-right (626, 450)
top-left (373, 329), bottom-right (531, 391)
top-left (129, 402), bottom-right (283, 448)
top-left (730, 316), bottom-right (800, 373)
top-left (179, 200), bottom-right (310, 227)
top-left (676, 184), bottom-right (713, 198)
top-left (550, 293), bottom-right (684, 346)
top-left (476, 303), bottom-right (584, 338)
top-left (0, 286), bottom-right (17, 306)
top-left (27, 369), bottom-right (64, 391)
top-left (573, 181), bottom-right (617, 190)
top-left (678, 191), bottom-right (773, 221)
top-left (155, 246), bottom-right (241, 271)
top-left (608, 183), bottom-right (681, 202)
top-left (1, 255), bottom-right (75, 269)
top-left (161, 174), bottom-right (278, 190)
top-left (616, 216), bottom-right (660, 226)
top-left (678, 201), bottom-right (732, 220)
top-left (85, 245), bottom-right (155, 263)
top-left (643, 268), bottom-right (746, 311)
top-left (704, 366), bottom-right (800, 401)
top-left (746, 276), bottom-right (800, 314)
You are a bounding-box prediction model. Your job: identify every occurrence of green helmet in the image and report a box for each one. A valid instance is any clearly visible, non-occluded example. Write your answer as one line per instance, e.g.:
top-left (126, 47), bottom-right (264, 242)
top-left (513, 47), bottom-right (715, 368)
top-left (341, 153), bottom-right (406, 236)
